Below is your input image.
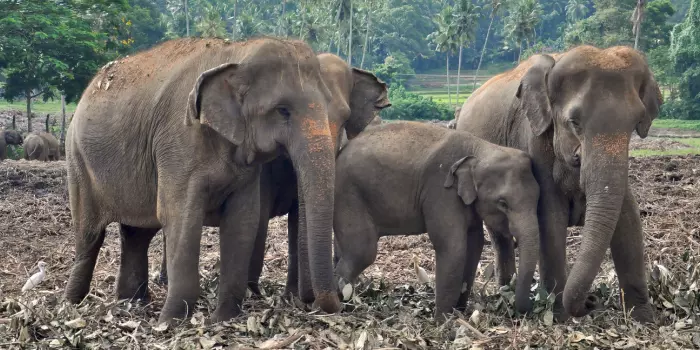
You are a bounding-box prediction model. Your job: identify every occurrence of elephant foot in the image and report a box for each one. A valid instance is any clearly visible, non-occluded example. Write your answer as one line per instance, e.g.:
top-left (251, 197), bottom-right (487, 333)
top-left (312, 291), bottom-right (342, 314)
top-left (629, 302), bottom-right (656, 324)
top-left (564, 293), bottom-right (600, 318)
top-left (210, 303), bottom-right (243, 324)
top-left (247, 282), bottom-right (262, 296)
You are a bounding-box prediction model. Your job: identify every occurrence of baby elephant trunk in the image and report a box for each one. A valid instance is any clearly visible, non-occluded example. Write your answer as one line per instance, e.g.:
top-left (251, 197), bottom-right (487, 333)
top-left (510, 213), bottom-right (541, 314)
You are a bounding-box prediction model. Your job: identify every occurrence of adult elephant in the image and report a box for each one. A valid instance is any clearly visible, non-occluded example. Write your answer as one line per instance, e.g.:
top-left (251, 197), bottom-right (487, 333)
top-left (0, 129), bottom-right (23, 160)
top-left (156, 53), bottom-right (391, 304)
top-left (457, 45), bottom-right (661, 323)
top-left (64, 37), bottom-right (343, 324)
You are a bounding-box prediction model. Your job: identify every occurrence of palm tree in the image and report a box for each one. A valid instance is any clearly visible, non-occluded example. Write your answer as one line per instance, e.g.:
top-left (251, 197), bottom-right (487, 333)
top-left (631, 0), bottom-right (646, 50)
top-left (504, 0), bottom-right (543, 62)
top-left (452, 0), bottom-right (481, 104)
top-left (565, 0), bottom-right (589, 24)
top-left (428, 7), bottom-right (459, 106)
top-left (196, 2), bottom-right (227, 38)
top-left (473, 0), bottom-right (503, 92)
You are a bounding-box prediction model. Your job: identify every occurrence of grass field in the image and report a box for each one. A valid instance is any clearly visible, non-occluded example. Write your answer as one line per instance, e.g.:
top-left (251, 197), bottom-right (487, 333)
top-left (630, 137), bottom-right (700, 157)
top-left (0, 100), bottom-right (77, 115)
top-left (650, 119), bottom-right (700, 131)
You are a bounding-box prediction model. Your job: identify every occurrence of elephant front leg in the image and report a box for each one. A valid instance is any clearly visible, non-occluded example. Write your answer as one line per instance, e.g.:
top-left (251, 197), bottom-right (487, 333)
top-left (117, 225), bottom-right (160, 301)
top-left (432, 234), bottom-right (467, 323)
top-left (487, 226), bottom-right (516, 287)
top-left (609, 187), bottom-right (654, 324)
top-left (159, 232), bottom-right (168, 286)
top-left (457, 224), bottom-right (485, 311)
top-left (157, 186), bottom-right (206, 324)
top-left (212, 176), bottom-right (261, 323)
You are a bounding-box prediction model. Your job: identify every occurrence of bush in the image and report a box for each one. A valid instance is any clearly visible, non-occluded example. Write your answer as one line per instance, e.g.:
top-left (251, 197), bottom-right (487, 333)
top-left (380, 85), bottom-right (454, 121)
top-left (660, 99), bottom-right (700, 120)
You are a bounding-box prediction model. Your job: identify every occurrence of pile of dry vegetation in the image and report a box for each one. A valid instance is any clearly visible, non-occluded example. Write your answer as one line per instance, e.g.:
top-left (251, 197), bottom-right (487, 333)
top-left (0, 155), bottom-right (699, 349)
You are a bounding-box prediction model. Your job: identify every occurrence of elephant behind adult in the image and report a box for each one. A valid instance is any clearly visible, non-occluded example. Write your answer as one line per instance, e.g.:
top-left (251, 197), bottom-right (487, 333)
top-left (457, 45), bottom-right (662, 323)
top-left (0, 129), bottom-right (23, 160)
top-left (39, 132), bottom-right (60, 160)
top-left (23, 134), bottom-right (49, 161)
top-left (156, 52), bottom-right (391, 303)
top-left (64, 37), bottom-right (342, 324)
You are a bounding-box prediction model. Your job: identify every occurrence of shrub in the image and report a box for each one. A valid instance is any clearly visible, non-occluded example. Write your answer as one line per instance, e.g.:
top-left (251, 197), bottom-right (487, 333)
top-left (380, 85), bottom-right (454, 121)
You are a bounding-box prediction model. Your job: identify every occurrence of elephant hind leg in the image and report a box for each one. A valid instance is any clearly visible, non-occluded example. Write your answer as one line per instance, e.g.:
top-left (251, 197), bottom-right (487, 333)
top-left (64, 178), bottom-right (108, 304)
top-left (117, 225), bottom-right (160, 302)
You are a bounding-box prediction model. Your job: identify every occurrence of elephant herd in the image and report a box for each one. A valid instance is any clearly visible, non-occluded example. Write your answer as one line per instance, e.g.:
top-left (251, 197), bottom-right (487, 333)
top-left (0, 130), bottom-right (61, 161)
top-left (57, 36), bottom-right (661, 327)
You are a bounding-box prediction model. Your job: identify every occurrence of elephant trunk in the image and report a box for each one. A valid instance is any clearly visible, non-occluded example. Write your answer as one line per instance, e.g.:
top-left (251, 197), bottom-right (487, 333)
top-left (511, 214), bottom-right (540, 314)
top-left (290, 116), bottom-right (342, 314)
top-left (563, 132), bottom-right (629, 318)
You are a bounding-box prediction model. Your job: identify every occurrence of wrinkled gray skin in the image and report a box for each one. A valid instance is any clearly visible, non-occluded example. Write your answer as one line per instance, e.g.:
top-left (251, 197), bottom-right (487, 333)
top-left (23, 134), bottom-right (49, 161)
top-left (64, 37), bottom-right (344, 324)
top-left (333, 121), bottom-right (541, 322)
top-left (457, 45), bottom-right (662, 323)
top-left (155, 53), bottom-right (391, 304)
top-left (0, 129), bottom-right (23, 160)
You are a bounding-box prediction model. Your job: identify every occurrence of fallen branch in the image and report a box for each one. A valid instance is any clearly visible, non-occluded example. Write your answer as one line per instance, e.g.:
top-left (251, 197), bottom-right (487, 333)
top-left (457, 318), bottom-right (487, 339)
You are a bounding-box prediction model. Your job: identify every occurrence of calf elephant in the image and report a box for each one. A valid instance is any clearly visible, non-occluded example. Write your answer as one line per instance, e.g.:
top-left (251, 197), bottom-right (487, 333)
top-left (64, 37), bottom-right (344, 324)
top-left (333, 121), bottom-right (541, 322)
top-left (457, 45), bottom-right (662, 323)
top-left (156, 52), bottom-right (391, 304)
top-left (0, 129), bottom-right (23, 160)
top-left (22, 132), bottom-right (60, 161)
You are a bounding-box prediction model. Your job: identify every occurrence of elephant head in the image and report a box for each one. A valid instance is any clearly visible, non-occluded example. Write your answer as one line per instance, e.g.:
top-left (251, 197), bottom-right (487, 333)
top-left (515, 46), bottom-right (663, 317)
top-left (184, 40), bottom-right (344, 313)
top-left (3, 129), bottom-right (23, 145)
top-left (445, 150), bottom-right (541, 314)
top-left (317, 53), bottom-right (391, 152)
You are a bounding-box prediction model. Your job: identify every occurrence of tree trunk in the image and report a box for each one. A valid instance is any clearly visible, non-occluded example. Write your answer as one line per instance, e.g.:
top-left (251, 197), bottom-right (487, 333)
top-left (60, 94), bottom-right (66, 154)
top-left (281, 0), bottom-right (286, 37)
top-left (360, 2), bottom-right (371, 69)
top-left (473, 15), bottom-right (494, 92)
top-left (347, 0), bottom-right (353, 65)
top-left (184, 0), bottom-right (189, 37)
top-left (446, 55), bottom-right (452, 107)
top-left (456, 45), bottom-right (463, 105)
top-left (26, 90), bottom-right (32, 133)
top-left (634, 19), bottom-right (642, 50)
top-left (518, 42), bottom-right (522, 62)
top-left (12, 114), bottom-right (16, 130)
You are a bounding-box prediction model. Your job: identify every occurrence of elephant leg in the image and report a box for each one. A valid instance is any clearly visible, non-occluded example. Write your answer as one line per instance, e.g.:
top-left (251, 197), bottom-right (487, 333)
top-left (247, 216), bottom-right (269, 297)
top-left (159, 231), bottom-right (168, 285)
top-left (333, 204), bottom-right (378, 284)
top-left (158, 189), bottom-right (205, 324)
top-left (456, 223), bottom-right (485, 311)
top-left (212, 174), bottom-right (261, 323)
top-left (117, 224), bottom-right (160, 301)
top-left (64, 181), bottom-right (107, 304)
top-left (488, 225), bottom-right (516, 286)
top-left (609, 187), bottom-right (654, 323)
top-left (284, 203), bottom-right (300, 297)
top-left (428, 229), bottom-right (467, 323)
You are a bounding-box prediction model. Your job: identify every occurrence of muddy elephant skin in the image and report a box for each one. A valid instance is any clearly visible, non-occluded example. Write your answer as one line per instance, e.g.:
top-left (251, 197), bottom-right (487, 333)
top-left (64, 37), bottom-right (344, 324)
top-left (457, 45), bottom-right (662, 323)
top-left (333, 121), bottom-right (541, 322)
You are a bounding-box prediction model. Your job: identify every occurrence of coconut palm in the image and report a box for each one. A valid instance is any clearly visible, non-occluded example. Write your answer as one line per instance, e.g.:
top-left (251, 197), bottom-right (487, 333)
top-left (428, 6), bottom-right (459, 106)
top-left (473, 0), bottom-right (504, 92)
top-left (565, 0), bottom-right (589, 24)
top-left (452, 0), bottom-right (481, 104)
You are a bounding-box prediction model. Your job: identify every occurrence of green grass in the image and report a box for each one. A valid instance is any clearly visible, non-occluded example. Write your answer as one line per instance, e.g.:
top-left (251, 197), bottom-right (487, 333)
top-left (0, 100), bottom-right (77, 115)
top-left (630, 137), bottom-right (700, 157)
top-left (651, 119), bottom-right (700, 131)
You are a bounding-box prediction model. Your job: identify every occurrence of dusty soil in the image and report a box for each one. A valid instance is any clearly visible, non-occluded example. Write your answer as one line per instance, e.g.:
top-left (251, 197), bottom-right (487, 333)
top-left (1, 153), bottom-right (699, 349)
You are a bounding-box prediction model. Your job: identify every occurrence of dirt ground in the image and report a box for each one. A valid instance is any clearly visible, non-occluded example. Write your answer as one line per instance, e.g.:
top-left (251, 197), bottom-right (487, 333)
top-left (1, 140), bottom-right (699, 349)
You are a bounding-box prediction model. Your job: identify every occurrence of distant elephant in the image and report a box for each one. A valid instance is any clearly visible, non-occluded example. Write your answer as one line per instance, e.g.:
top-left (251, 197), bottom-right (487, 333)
top-left (155, 53), bottom-right (391, 304)
top-left (332, 121), bottom-right (541, 322)
top-left (457, 45), bottom-right (662, 323)
top-left (447, 107), bottom-right (461, 129)
top-left (64, 37), bottom-right (344, 324)
top-left (23, 134), bottom-right (49, 161)
top-left (0, 129), bottom-right (23, 160)
top-left (39, 132), bottom-right (60, 160)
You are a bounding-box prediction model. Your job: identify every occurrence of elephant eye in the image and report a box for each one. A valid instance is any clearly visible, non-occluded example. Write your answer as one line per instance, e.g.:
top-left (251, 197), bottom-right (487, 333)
top-left (497, 199), bottom-right (508, 211)
top-left (568, 118), bottom-right (582, 132)
top-left (276, 106), bottom-right (291, 119)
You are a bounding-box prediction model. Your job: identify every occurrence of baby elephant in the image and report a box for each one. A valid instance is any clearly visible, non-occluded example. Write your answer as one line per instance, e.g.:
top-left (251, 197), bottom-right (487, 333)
top-left (23, 132), bottom-right (60, 161)
top-left (333, 121), bottom-right (541, 322)
top-left (1, 129), bottom-right (23, 161)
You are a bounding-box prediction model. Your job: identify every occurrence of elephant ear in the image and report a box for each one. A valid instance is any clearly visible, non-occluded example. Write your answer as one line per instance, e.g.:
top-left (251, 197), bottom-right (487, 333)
top-left (186, 63), bottom-right (246, 146)
top-left (443, 156), bottom-right (478, 205)
top-left (516, 54), bottom-right (556, 137)
top-left (346, 68), bottom-right (392, 139)
top-left (636, 72), bottom-right (663, 139)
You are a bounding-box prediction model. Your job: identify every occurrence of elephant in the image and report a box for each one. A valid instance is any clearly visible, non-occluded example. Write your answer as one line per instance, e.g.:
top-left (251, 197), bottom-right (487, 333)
top-left (155, 52), bottom-right (391, 305)
top-left (39, 132), bottom-right (60, 160)
top-left (332, 121), bottom-right (541, 322)
top-left (0, 129), bottom-right (23, 160)
top-left (23, 134), bottom-right (49, 161)
top-left (456, 45), bottom-right (662, 323)
top-left (447, 106), bottom-right (461, 129)
top-left (64, 37), bottom-right (345, 324)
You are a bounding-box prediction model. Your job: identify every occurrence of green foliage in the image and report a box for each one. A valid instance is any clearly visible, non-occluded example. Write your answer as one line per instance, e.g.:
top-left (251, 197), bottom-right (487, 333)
top-left (380, 85), bottom-right (454, 121)
top-left (372, 52), bottom-right (415, 88)
top-left (669, 0), bottom-right (700, 119)
top-left (503, 0), bottom-right (544, 61)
